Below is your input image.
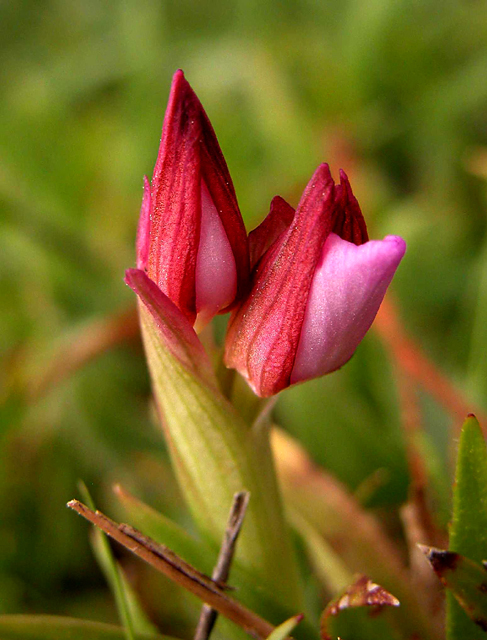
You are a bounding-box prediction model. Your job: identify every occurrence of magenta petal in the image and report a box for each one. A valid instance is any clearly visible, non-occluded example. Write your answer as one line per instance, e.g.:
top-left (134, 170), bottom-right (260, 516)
top-left (291, 233), bottom-right (406, 383)
top-left (125, 268), bottom-right (217, 386)
top-left (136, 176), bottom-right (151, 270)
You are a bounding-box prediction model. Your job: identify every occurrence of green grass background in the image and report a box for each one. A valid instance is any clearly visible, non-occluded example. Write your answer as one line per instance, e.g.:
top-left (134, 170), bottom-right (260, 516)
top-left (1, 0), bottom-right (487, 633)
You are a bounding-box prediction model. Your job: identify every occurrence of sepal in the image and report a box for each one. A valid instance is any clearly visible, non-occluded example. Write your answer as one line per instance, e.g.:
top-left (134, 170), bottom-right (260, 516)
top-left (125, 268), bottom-right (217, 387)
top-left (248, 196), bottom-right (295, 269)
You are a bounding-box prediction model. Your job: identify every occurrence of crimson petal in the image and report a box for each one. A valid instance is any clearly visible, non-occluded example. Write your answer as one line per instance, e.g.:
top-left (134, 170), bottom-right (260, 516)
top-left (225, 164), bottom-right (336, 397)
top-left (148, 70), bottom-right (249, 324)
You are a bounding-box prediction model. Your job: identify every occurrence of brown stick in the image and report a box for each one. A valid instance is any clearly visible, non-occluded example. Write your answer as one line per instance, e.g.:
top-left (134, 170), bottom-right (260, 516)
top-left (194, 492), bottom-right (250, 640)
top-left (67, 500), bottom-right (275, 639)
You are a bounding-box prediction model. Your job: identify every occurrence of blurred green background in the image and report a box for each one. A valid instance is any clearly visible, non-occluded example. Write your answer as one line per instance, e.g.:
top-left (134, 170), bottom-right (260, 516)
top-left (1, 0), bottom-right (487, 634)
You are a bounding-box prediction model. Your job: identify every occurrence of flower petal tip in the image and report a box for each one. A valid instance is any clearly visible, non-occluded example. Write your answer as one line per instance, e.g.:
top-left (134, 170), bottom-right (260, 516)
top-left (248, 195), bottom-right (295, 269)
top-left (384, 234), bottom-right (407, 254)
top-left (310, 162), bottom-right (334, 191)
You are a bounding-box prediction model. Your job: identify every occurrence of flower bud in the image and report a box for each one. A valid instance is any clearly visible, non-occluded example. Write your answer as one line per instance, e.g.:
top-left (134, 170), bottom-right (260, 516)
top-left (137, 70), bottom-right (249, 329)
top-left (224, 165), bottom-right (406, 397)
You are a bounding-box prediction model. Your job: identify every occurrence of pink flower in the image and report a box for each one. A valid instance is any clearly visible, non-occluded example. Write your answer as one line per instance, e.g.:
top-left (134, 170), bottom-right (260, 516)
top-left (224, 164), bottom-right (406, 397)
top-left (137, 70), bottom-right (249, 329)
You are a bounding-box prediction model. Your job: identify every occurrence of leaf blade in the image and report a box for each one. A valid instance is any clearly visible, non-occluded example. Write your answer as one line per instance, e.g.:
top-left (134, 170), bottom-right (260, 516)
top-left (447, 414), bottom-right (487, 640)
top-left (0, 615), bottom-right (171, 640)
top-left (265, 614), bottom-right (304, 640)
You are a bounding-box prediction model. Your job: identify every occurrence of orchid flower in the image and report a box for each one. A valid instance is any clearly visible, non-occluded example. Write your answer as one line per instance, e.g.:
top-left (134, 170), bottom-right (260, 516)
top-left (125, 72), bottom-right (303, 608)
top-left (137, 70), bottom-right (249, 330)
top-left (224, 164), bottom-right (406, 397)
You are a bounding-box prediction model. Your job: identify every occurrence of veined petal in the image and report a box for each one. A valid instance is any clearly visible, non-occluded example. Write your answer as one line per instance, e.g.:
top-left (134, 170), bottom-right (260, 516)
top-left (248, 196), bottom-right (295, 269)
top-left (148, 70), bottom-right (248, 324)
top-left (291, 233), bottom-right (406, 383)
top-left (136, 176), bottom-right (151, 270)
top-left (125, 268), bottom-right (217, 387)
top-left (225, 164), bottom-right (336, 397)
top-left (332, 170), bottom-right (368, 245)
top-left (148, 70), bottom-right (202, 323)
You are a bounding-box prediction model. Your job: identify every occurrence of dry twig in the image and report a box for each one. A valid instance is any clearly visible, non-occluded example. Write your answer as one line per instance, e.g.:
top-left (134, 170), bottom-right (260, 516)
top-left (194, 492), bottom-right (250, 640)
top-left (67, 500), bottom-right (276, 640)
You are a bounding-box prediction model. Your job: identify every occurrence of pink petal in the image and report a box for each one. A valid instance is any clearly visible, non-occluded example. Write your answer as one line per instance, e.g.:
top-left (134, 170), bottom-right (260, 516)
top-left (194, 180), bottom-right (237, 330)
top-left (125, 268), bottom-right (217, 386)
top-left (225, 164), bottom-right (336, 397)
top-left (136, 176), bottom-right (151, 270)
top-left (291, 233), bottom-right (406, 383)
top-left (197, 92), bottom-right (249, 312)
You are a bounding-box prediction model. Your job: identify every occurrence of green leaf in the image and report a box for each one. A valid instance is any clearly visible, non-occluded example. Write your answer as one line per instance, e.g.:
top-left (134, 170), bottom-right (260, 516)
top-left (79, 482), bottom-right (156, 639)
top-left (421, 547), bottom-right (487, 633)
top-left (0, 615), bottom-right (172, 640)
top-left (265, 614), bottom-right (304, 640)
top-left (447, 414), bottom-right (487, 640)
